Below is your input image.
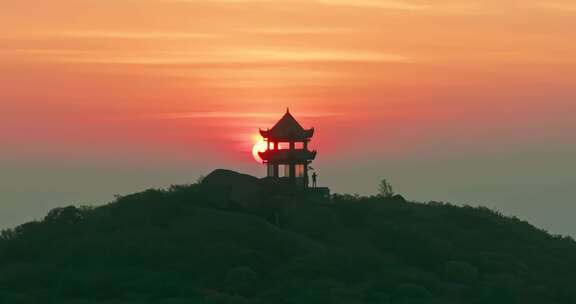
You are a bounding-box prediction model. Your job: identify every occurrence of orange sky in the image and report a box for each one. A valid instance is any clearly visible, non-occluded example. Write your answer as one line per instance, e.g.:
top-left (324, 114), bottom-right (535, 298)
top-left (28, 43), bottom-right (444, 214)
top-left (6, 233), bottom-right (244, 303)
top-left (1, 0), bottom-right (576, 235)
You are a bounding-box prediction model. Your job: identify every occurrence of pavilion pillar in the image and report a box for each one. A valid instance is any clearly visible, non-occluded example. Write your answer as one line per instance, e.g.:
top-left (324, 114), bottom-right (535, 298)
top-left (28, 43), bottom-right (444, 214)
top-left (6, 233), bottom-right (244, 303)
top-left (289, 163), bottom-right (296, 180)
top-left (304, 163), bottom-right (309, 188)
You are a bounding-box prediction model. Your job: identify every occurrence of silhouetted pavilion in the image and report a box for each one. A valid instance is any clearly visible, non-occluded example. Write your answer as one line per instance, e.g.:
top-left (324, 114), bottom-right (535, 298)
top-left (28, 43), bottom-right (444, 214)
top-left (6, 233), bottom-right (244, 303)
top-left (259, 109), bottom-right (317, 188)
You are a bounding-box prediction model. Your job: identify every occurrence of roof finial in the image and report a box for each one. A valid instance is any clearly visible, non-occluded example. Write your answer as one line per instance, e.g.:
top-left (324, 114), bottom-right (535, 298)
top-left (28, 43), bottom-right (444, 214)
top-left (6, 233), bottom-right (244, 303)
top-left (286, 107), bottom-right (290, 114)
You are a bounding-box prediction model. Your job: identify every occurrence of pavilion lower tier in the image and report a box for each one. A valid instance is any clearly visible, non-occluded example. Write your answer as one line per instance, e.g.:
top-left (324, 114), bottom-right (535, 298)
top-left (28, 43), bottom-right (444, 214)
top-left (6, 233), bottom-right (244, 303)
top-left (258, 149), bottom-right (317, 163)
top-left (265, 162), bottom-right (310, 185)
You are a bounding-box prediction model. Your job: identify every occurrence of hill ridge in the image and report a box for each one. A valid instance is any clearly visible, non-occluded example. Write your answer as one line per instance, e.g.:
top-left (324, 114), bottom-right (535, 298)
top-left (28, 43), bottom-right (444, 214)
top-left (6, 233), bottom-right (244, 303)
top-left (1, 169), bottom-right (575, 304)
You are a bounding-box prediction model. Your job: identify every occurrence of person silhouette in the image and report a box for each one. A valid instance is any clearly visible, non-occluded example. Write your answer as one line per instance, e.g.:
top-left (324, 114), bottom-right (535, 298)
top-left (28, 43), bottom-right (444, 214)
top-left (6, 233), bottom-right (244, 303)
top-left (312, 172), bottom-right (317, 188)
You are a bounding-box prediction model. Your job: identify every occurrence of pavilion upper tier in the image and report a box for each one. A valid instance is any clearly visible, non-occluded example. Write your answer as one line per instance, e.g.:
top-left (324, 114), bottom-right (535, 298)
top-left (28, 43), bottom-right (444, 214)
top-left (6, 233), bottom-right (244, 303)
top-left (259, 109), bottom-right (314, 142)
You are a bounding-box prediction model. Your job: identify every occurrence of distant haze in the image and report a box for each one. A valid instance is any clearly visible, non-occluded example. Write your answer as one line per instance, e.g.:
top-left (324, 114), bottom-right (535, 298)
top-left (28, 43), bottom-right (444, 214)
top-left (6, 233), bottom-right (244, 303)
top-left (1, 0), bottom-right (575, 236)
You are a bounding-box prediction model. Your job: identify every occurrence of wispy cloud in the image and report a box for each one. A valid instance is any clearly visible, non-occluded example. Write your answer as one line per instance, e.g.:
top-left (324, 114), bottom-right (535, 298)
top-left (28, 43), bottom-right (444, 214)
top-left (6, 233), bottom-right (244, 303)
top-left (6, 30), bottom-right (220, 40)
top-left (161, 0), bottom-right (479, 13)
top-left (0, 27), bottom-right (353, 42)
top-left (316, 0), bottom-right (430, 11)
top-left (537, 2), bottom-right (576, 11)
top-left (220, 48), bottom-right (411, 63)
top-left (168, 67), bottom-right (344, 88)
top-left (163, 0), bottom-right (429, 11)
top-left (238, 27), bottom-right (357, 35)
top-left (5, 47), bottom-right (410, 65)
top-left (153, 111), bottom-right (342, 119)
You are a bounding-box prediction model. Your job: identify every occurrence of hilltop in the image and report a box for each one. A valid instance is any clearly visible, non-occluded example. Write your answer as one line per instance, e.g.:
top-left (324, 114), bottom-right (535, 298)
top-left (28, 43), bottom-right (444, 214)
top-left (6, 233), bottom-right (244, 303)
top-left (1, 169), bottom-right (575, 304)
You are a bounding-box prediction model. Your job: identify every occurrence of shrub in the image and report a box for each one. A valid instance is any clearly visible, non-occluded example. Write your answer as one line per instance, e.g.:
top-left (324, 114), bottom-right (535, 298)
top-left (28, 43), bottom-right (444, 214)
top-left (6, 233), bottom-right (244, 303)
top-left (224, 266), bottom-right (258, 297)
top-left (444, 261), bottom-right (479, 284)
top-left (395, 283), bottom-right (432, 299)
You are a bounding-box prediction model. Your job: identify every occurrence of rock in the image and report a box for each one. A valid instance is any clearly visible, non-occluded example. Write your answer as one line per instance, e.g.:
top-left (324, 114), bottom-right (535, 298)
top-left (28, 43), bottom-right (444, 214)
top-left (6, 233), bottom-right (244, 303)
top-left (202, 169), bottom-right (260, 187)
top-left (201, 169), bottom-right (263, 209)
top-left (391, 194), bottom-right (406, 203)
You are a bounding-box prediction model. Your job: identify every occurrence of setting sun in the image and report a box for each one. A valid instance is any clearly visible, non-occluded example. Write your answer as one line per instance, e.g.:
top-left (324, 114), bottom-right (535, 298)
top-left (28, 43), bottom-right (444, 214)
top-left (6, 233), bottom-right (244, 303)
top-left (251, 136), bottom-right (267, 163)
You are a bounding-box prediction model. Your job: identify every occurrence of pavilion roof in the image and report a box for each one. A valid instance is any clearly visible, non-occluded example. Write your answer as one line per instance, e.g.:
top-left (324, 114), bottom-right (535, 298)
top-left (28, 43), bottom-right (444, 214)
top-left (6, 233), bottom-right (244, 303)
top-left (260, 109), bottom-right (314, 141)
top-left (258, 149), bottom-right (317, 163)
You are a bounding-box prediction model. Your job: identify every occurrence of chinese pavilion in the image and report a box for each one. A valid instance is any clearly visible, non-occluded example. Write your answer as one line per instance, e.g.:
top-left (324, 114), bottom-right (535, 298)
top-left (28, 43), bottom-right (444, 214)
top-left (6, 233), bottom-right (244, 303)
top-left (259, 109), bottom-right (317, 188)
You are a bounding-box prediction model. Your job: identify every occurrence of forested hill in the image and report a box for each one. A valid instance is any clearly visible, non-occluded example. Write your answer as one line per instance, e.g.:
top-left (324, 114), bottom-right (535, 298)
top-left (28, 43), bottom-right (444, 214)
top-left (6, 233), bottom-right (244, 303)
top-left (1, 169), bottom-right (575, 304)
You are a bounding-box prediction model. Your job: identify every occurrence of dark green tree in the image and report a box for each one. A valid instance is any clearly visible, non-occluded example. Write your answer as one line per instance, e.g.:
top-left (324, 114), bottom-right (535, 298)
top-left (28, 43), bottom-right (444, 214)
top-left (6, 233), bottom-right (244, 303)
top-left (377, 179), bottom-right (395, 198)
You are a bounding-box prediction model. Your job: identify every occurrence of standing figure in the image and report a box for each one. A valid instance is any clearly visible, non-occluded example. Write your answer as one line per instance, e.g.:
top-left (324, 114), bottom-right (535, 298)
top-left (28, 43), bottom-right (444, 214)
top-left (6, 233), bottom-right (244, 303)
top-left (312, 172), bottom-right (318, 188)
